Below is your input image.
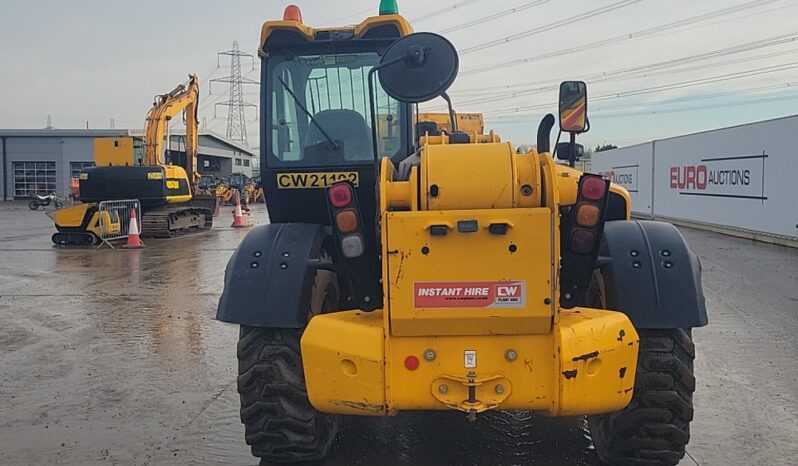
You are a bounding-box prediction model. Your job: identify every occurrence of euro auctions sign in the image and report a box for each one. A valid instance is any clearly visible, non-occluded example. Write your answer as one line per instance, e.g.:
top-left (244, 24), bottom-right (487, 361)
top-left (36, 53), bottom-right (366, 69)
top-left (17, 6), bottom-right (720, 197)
top-left (414, 281), bottom-right (526, 308)
top-left (668, 152), bottom-right (767, 201)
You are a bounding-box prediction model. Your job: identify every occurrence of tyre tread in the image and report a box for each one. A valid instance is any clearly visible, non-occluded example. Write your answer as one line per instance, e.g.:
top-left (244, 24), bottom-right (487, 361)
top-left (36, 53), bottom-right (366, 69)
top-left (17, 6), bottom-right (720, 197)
top-left (237, 326), bottom-right (336, 462)
top-left (589, 328), bottom-right (695, 466)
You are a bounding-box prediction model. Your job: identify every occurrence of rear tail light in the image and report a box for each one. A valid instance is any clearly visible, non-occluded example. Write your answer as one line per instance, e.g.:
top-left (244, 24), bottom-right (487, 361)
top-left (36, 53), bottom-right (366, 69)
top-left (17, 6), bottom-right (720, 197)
top-left (569, 229), bottom-right (595, 254)
top-left (325, 181), bottom-right (380, 310)
top-left (575, 203), bottom-right (600, 227)
top-left (560, 173), bottom-right (612, 308)
top-left (336, 210), bottom-right (358, 233)
top-left (580, 176), bottom-right (607, 201)
top-left (329, 183), bottom-right (353, 207)
top-left (327, 182), bottom-right (365, 259)
top-left (567, 175), bottom-right (610, 256)
top-left (341, 234), bottom-right (365, 258)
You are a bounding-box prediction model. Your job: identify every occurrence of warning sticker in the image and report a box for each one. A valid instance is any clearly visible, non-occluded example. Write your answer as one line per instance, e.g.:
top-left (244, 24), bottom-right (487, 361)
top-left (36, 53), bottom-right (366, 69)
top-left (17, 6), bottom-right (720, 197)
top-left (413, 281), bottom-right (526, 308)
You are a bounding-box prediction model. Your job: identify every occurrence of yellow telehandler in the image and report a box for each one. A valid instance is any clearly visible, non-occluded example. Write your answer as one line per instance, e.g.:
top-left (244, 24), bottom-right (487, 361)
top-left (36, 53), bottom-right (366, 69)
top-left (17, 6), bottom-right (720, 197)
top-left (217, 2), bottom-right (707, 465)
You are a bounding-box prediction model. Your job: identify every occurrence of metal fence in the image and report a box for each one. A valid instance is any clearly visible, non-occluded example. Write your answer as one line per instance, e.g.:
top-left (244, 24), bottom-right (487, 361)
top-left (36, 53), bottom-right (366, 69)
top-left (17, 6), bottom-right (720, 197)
top-left (97, 199), bottom-right (141, 248)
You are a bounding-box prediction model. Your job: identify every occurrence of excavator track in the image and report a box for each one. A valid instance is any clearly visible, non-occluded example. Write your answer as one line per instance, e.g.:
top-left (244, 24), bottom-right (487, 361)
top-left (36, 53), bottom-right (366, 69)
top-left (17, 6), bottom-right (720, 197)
top-left (140, 205), bottom-right (214, 238)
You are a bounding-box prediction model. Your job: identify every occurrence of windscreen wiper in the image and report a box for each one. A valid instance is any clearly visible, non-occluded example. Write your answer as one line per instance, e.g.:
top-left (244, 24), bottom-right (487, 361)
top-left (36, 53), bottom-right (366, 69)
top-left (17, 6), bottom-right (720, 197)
top-left (277, 76), bottom-right (339, 149)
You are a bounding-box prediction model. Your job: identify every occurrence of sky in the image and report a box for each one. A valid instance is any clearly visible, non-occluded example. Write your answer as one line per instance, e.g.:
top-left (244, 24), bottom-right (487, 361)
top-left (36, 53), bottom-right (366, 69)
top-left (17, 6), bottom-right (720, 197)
top-left (1, 0), bottom-right (797, 150)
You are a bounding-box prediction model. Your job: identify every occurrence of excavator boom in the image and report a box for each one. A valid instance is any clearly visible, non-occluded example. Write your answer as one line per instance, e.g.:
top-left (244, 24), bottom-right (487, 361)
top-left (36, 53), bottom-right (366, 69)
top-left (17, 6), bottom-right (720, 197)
top-left (144, 75), bottom-right (200, 185)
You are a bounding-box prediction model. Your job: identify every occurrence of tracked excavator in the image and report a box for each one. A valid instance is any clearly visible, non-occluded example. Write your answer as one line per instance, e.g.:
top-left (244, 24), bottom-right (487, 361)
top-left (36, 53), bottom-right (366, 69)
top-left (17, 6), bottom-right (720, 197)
top-left (51, 75), bottom-right (218, 245)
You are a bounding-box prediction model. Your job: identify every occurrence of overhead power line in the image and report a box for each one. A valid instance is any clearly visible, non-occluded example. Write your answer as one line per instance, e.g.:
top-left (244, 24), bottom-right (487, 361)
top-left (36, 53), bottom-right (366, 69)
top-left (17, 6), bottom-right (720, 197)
top-left (590, 82), bottom-right (798, 113)
top-left (443, 33), bottom-right (798, 109)
top-left (483, 61), bottom-right (798, 116)
top-left (412, 0), bottom-right (482, 24)
top-left (321, 0), bottom-right (481, 27)
top-left (440, 0), bottom-right (552, 33)
top-left (488, 82), bottom-right (798, 124)
top-left (319, 6), bottom-right (375, 26)
top-left (454, 32), bottom-right (798, 96)
top-left (594, 91), bottom-right (798, 119)
top-left (461, 0), bottom-right (784, 74)
top-left (460, 0), bottom-right (645, 55)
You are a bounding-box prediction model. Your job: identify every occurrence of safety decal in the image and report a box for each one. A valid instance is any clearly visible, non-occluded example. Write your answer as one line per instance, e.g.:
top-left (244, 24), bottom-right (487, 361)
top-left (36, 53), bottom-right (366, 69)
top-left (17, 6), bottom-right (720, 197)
top-left (413, 281), bottom-right (526, 308)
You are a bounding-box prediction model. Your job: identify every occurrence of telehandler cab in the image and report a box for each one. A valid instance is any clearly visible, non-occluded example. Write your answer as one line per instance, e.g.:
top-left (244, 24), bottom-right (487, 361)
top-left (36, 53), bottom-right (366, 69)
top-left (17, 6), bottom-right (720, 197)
top-left (217, 3), bottom-right (707, 464)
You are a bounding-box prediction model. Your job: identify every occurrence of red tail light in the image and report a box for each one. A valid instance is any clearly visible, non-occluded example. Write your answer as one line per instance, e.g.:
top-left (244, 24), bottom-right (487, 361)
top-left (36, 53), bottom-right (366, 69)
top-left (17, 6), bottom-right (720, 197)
top-left (567, 174), bottom-right (609, 255)
top-left (561, 174), bottom-right (611, 308)
top-left (329, 183), bottom-right (353, 208)
top-left (580, 176), bottom-right (607, 201)
top-left (569, 229), bottom-right (595, 254)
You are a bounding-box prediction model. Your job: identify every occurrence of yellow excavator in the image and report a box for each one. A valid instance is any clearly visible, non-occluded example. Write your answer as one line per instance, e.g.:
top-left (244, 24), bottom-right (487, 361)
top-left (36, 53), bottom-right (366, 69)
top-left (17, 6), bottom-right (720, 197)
top-left (52, 75), bottom-right (218, 245)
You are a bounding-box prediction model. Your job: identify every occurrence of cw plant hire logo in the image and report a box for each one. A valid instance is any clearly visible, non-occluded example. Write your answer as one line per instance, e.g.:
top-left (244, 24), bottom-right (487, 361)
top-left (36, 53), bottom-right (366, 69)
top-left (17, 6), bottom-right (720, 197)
top-left (413, 281), bottom-right (526, 308)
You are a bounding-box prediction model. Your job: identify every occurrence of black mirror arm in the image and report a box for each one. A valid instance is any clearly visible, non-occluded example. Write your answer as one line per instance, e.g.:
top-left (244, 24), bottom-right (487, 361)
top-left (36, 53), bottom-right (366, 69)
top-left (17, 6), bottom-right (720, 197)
top-left (569, 132), bottom-right (577, 168)
top-left (367, 50), bottom-right (426, 163)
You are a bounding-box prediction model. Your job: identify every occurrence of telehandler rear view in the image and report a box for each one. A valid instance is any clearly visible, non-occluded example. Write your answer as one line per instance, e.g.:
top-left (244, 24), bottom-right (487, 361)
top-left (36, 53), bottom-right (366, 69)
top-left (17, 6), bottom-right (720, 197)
top-left (217, 3), bottom-right (707, 464)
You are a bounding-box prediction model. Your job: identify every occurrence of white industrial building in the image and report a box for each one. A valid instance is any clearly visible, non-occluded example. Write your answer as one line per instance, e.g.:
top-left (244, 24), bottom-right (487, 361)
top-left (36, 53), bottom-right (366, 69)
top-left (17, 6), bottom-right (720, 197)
top-left (0, 129), bottom-right (257, 200)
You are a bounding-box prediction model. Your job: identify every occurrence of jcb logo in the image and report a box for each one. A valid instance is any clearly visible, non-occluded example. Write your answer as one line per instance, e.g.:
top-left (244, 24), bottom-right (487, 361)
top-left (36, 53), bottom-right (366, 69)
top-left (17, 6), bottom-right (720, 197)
top-left (497, 285), bottom-right (520, 297)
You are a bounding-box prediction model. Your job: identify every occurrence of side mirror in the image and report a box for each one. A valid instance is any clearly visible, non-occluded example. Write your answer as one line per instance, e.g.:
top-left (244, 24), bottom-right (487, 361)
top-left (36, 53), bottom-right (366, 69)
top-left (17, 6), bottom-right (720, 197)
top-left (377, 32), bottom-right (459, 103)
top-left (555, 142), bottom-right (584, 161)
top-left (559, 81), bottom-right (588, 133)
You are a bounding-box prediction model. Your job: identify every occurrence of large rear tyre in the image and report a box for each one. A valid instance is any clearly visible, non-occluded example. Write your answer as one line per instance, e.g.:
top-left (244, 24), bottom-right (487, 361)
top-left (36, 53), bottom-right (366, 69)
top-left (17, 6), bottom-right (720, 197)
top-left (588, 328), bottom-right (696, 466)
top-left (28, 200), bottom-right (40, 210)
top-left (237, 264), bottom-right (339, 462)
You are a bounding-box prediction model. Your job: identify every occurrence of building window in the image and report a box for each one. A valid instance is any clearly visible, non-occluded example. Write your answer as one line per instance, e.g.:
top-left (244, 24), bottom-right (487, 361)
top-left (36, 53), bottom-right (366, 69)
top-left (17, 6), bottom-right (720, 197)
top-left (70, 162), bottom-right (94, 178)
top-left (243, 159), bottom-right (250, 167)
top-left (13, 162), bottom-right (56, 198)
top-left (235, 158), bottom-right (242, 166)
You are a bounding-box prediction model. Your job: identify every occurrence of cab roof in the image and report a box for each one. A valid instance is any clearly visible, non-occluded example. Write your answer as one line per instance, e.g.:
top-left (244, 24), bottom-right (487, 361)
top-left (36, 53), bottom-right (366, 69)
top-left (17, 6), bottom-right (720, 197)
top-left (259, 14), bottom-right (413, 57)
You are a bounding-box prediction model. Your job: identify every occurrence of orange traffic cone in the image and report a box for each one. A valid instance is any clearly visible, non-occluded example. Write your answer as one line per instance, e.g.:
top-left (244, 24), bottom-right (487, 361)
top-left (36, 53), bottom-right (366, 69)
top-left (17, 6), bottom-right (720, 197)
top-left (122, 208), bottom-right (145, 249)
top-left (231, 191), bottom-right (250, 228)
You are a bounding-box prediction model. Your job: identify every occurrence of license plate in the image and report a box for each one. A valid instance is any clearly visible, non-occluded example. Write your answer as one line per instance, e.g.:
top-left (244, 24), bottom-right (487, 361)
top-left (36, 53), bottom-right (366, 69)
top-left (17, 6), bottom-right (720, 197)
top-left (276, 172), bottom-right (359, 189)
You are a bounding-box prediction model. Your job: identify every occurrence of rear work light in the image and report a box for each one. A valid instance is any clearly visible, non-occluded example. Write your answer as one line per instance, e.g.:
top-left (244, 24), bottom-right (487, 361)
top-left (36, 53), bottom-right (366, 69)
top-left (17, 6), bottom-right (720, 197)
top-left (329, 182), bottom-right (353, 208)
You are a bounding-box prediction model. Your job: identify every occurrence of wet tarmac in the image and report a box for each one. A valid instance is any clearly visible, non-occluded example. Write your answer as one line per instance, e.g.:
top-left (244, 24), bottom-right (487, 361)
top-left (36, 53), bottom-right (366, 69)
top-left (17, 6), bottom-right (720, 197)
top-left (0, 201), bottom-right (796, 465)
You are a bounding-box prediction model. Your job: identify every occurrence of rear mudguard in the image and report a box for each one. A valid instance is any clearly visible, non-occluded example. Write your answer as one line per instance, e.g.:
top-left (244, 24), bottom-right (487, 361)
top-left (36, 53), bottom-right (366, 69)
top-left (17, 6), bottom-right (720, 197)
top-left (216, 223), bottom-right (330, 328)
top-left (599, 220), bottom-right (708, 329)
